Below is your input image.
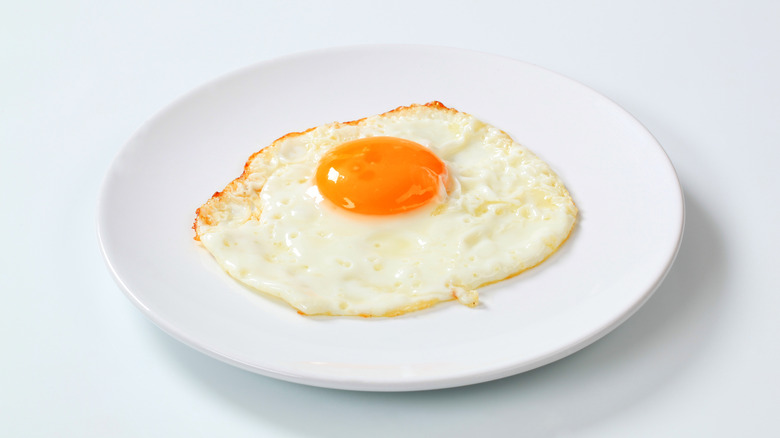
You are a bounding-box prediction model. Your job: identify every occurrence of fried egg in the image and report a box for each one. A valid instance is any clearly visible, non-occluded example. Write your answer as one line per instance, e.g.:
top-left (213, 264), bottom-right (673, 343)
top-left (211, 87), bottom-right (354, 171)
top-left (194, 102), bottom-right (577, 317)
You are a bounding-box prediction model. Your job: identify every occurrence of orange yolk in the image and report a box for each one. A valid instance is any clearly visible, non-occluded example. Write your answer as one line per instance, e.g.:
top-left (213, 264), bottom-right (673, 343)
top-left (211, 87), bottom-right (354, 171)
top-left (315, 136), bottom-right (448, 215)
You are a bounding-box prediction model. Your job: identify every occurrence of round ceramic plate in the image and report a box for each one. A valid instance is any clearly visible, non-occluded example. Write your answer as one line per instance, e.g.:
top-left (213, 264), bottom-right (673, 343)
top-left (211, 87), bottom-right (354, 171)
top-left (97, 45), bottom-right (684, 391)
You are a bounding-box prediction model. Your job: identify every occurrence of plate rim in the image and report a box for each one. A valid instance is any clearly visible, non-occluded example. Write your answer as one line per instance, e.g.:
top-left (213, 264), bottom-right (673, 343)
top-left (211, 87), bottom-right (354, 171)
top-left (97, 44), bottom-right (685, 391)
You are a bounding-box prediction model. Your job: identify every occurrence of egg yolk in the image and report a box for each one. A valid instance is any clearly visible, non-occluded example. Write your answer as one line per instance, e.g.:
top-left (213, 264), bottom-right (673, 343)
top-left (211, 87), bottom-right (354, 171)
top-left (315, 136), bottom-right (448, 215)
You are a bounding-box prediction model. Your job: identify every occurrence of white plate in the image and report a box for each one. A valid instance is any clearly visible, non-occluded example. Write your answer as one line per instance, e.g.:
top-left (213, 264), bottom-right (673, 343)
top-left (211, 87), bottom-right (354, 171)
top-left (97, 45), bottom-right (683, 391)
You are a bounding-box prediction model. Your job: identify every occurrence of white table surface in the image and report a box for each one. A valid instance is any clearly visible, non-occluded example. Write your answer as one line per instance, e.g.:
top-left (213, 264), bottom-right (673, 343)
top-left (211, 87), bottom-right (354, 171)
top-left (3, 1), bottom-right (778, 436)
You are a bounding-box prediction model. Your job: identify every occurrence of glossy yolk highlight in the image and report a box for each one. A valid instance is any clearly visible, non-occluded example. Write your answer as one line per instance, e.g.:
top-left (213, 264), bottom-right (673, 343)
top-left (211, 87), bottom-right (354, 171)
top-left (315, 136), bottom-right (448, 215)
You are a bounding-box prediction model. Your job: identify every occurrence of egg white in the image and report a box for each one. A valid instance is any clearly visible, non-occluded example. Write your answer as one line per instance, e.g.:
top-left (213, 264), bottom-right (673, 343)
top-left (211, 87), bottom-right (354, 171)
top-left (195, 103), bottom-right (577, 316)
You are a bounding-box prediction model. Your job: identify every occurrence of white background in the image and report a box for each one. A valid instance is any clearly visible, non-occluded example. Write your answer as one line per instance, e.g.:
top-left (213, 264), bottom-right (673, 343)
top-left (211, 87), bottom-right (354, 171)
top-left (2, 1), bottom-right (778, 436)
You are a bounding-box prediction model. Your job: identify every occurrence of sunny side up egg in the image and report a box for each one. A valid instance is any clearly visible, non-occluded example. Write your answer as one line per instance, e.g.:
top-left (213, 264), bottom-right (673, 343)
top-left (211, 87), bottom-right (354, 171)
top-left (194, 102), bottom-right (577, 317)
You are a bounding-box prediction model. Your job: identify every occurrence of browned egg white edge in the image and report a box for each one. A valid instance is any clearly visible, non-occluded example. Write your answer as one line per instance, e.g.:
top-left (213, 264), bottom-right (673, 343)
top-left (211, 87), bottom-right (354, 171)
top-left (193, 101), bottom-right (578, 317)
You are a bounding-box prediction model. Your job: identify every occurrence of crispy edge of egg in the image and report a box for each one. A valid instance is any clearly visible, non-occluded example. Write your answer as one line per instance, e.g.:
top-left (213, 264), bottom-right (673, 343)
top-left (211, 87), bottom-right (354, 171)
top-left (193, 101), bottom-right (578, 317)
